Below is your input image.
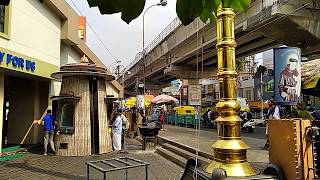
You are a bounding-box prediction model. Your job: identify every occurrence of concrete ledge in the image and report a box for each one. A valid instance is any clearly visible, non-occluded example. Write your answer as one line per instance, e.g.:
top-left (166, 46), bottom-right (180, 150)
top-left (157, 135), bottom-right (214, 160)
top-left (156, 147), bottom-right (186, 167)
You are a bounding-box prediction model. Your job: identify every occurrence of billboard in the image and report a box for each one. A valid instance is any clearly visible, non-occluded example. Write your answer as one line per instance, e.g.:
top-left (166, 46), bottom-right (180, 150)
top-left (78, 16), bottom-right (86, 42)
top-left (274, 47), bottom-right (301, 105)
top-left (188, 85), bottom-right (202, 106)
top-left (136, 95), bottom-right (145, 109)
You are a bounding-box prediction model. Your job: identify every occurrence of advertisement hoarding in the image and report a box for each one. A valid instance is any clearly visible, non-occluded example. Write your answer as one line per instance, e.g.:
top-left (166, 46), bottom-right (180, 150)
top-left (188, 85), bottom-right (202, 106)
top-left (136, 95), bottom-right (145, 109)
top-left (274, 47), bottom-right (301, 105)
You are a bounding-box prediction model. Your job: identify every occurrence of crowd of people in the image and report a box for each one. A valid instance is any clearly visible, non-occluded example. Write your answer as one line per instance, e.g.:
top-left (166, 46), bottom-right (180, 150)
top-left (39, 100), bottom-right (320, 155)
top-left (39, 109), bottom-right (131, 155)
top-left (263, 100), bottom-right (320, 149)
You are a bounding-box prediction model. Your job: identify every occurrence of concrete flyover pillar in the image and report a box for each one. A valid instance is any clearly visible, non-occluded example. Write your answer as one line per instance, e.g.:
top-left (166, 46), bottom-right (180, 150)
top-left (0, 73), bottom-right (4, 153)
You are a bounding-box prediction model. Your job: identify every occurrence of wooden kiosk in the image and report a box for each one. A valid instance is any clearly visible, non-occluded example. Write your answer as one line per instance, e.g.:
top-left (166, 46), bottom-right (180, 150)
top-left (51, 56), bottom-right (115, 156)
top-left (268, 119), bottom-right (316, 179)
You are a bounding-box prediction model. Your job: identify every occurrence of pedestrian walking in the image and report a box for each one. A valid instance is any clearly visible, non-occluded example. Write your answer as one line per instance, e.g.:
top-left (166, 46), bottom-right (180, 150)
top-left (111, 112), bottom-right (122, 151)
top-left (310, 107), bottom-right (320, 176)
top-left (160, 108), bottom-right (166, 129)
top-left (309, 106), bottom-right (320, 120)
top-left (264, 100), bottom-right (282, 149)
top-left (297, 103), bottom-right (314, 120)
top-left (289, 105), bottom-right (299, 118)
top-left (119, 110), bottom-right (129, 151)
top-left (42, 109), bottom-right (57, 155)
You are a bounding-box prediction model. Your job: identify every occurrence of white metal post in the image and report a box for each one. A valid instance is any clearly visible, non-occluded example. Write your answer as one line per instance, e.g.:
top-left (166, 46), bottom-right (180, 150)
top-left (261, 73), bottom-right (264, 121)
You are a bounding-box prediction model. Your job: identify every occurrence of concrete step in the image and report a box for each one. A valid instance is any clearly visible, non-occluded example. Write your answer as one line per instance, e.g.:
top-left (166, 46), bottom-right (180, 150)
top-left (156, 139), bottom-right (277, 179)
top-left (157, 135), bottom-right (214, 160)
top-left (156, 146), bottom-right (187, 167)
top-left (161, 143), bottom-right (211, 166)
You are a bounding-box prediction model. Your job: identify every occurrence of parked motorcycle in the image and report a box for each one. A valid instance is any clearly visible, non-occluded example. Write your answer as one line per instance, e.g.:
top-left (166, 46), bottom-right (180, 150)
top-left (202, 111), bottom-right (217, 129)
top-left (240, 111), bottom-right (255, 133)
top-left (242, 119), bottom-right (255, 133)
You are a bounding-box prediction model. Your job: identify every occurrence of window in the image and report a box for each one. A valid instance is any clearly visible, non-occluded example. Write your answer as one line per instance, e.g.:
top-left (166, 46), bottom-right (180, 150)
top-left (0, 5), bottom-right (5, 33)
top-left (245, 90), bottom-right (252, 101)
top-left (60, 103), bottom-right (75, 128)
top-left (0, 3), bottom-right (10, 38)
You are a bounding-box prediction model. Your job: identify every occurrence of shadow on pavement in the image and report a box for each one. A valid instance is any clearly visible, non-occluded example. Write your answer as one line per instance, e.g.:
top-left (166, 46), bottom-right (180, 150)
top-left (2, 162), bottom-right (86, 180)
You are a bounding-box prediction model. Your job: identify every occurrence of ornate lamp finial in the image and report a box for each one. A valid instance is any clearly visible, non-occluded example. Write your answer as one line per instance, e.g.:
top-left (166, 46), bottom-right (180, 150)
top-left (80, 55), bottom-right (90, 63)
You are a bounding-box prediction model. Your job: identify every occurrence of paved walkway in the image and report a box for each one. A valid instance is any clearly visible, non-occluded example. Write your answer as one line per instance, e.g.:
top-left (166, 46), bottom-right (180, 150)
top-left (0, 140), bottom-right (183, 180)
top-left (159, 125), bottom-right (269, 163)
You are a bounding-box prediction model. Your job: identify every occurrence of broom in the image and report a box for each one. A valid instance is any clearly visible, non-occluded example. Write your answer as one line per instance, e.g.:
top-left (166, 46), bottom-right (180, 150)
top-left (20, 107), bottom-right (50, 145)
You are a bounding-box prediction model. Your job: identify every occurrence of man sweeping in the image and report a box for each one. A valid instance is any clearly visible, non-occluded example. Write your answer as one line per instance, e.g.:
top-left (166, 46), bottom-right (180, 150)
top-left (42, 109), bottom-right (57, 155)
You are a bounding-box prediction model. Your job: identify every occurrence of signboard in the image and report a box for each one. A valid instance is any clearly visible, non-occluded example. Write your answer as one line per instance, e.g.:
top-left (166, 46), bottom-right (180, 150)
top-left (188, 85), bottom-right (202, 106)
top-left (162, 80), bottom-right (181, 95)
top-left (274, 47), bottom-right (301, 105)
top-left (0, 47), bottom-right (59, 79)
top-left (78, 16), bottom-right (87, 42)
top-left (183, 87), bottom-right (188, 96)
top-left (136, 95), bottom-right (145, 109)
top-left (265, 79), bottom-right (274, 92)
top-left (200, 78), bottom-right (217, 85)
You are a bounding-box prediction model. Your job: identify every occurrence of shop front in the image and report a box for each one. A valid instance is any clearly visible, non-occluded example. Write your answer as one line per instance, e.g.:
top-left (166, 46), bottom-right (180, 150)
top-left (0, 47), bottom-right (59, 152)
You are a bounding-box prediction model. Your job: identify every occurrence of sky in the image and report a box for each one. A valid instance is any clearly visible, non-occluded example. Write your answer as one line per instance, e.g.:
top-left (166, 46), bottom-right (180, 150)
top-left (66, 0), bottom-right (177, 71)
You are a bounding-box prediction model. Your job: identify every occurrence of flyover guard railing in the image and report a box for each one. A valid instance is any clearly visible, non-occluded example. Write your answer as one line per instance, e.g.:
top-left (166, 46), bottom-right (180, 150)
top-left (125, 17), bottom-right (181, 73)
top-left (124, 0), bottom-right (301, 79)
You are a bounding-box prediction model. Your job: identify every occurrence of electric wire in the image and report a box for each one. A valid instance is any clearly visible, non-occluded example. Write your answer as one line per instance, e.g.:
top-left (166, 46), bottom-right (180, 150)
top-left (193, 18), bottom-right (202, 180)
top-left (69, 0), bottom-right (118, 62)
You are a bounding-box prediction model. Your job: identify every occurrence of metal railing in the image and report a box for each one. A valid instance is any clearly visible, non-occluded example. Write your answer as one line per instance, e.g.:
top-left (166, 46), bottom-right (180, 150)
top-left (125, 17), bottom-right (181, 72)
top-left (124, 0), bottom-right (303, 78)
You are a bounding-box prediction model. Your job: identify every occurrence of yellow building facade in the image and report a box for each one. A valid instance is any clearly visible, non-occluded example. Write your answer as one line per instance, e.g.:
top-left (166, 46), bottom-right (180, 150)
top-left (0, 0), bottom-right (122, 153)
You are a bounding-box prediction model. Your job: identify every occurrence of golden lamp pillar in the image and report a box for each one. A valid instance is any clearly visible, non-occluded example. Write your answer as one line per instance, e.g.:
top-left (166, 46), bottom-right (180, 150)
top-left (205, 7), bottom-right (258, 176)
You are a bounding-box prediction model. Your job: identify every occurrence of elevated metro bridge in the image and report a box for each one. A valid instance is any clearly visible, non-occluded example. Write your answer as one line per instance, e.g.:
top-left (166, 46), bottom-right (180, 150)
top-left (119, 0), bottom-right (320, 96)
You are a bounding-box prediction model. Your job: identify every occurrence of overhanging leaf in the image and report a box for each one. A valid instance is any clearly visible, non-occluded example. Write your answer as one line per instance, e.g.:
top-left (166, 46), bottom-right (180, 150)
top-left (200, 8), bottom-right (210, 23)
top-left (230, 0), bottom-right (251, 12)
top-left (87, 0), bottom-right (98, 7)
top-left (176, 0), bottom-right (204, 25)
top-left (223, 0), bottom-right (251, 12)
top-left (199, 8), bottom-right (216, 24)
top-left (88, 0), bottom-right (145, 24)
top-left (205, 0), bottom-right (221, 15)
top-left (87, 0), bottom-right (252, 25)
top-left (88, 0), bottom-right (120, 14)
top-left (222, 0), bottom-right (231, 7)
top-left (199, 0), bottom-right (221, 24)
top-left (121, 0), bottom-right (146, 24)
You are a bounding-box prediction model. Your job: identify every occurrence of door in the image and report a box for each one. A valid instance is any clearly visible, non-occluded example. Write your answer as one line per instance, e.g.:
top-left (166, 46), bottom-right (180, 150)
top-left (89, 77), bottom-right (99, 154)
top-left (1, 95), bottom-right (9, 148)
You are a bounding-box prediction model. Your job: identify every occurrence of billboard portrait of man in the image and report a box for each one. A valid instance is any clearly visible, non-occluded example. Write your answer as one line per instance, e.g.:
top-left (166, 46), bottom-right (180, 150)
top-left (274, 47), bottom-right (301, 105)
top-left (278, 58), bottom-right (299, 102)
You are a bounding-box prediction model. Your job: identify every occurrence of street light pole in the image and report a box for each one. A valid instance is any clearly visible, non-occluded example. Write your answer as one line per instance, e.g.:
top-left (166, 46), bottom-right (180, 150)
top-left (142, 0), bottom-right (167, 95)
top-left (261, 73), bottom-right (264, 122)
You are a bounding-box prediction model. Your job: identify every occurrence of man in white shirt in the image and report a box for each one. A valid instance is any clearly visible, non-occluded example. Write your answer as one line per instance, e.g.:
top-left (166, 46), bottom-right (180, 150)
top-left (265, 100), bottom-right (280, 149)
top-left (112, 112), bottom-right (122, 151)
top-left (272, 105), bottom-right (280, 120)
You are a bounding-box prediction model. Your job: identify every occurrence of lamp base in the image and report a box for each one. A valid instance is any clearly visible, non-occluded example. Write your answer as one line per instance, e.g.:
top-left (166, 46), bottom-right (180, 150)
top-left (205, 160), bottom-right (259, 177)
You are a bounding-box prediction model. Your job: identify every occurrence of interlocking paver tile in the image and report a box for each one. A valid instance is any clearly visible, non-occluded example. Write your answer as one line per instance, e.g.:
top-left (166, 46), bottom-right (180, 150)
top-left (0, 139), bottom-right (182, 180)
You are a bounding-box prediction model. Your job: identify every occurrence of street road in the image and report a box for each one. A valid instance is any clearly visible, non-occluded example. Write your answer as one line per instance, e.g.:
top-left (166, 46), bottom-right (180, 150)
top-left (159, 125), bottom-right (269, 163)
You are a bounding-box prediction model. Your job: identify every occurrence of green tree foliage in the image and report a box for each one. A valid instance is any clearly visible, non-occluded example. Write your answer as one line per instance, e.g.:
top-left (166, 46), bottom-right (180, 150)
top-left (255, 65), bottom-right (267, 78)
top-left (235, 58), bottom-right (246, 73)
top-left (87, 0), bottom-right (251, 25)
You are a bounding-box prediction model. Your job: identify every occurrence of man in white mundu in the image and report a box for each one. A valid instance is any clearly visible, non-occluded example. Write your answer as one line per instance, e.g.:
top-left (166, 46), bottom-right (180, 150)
top-left (112, 112), bottom-right (122, 151)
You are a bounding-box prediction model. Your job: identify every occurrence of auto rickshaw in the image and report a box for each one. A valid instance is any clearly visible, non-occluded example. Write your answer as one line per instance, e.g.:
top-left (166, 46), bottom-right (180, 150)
top-left (173, 106), bottom-right (198, 127)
